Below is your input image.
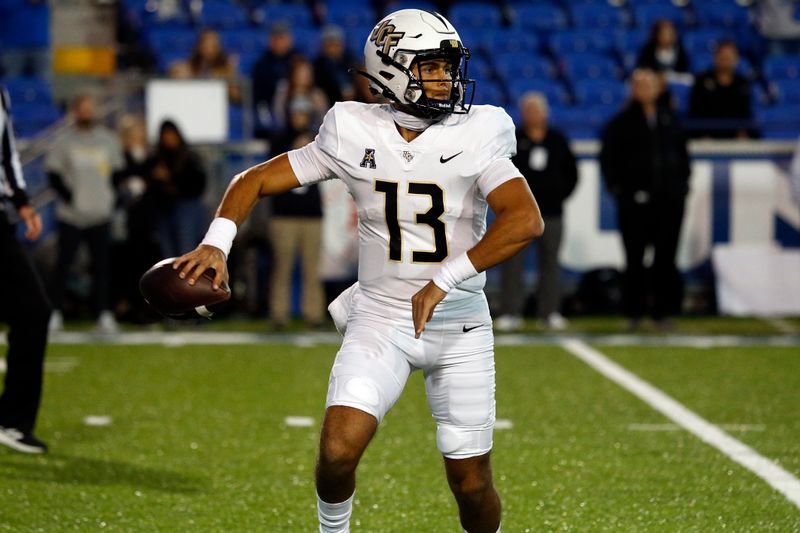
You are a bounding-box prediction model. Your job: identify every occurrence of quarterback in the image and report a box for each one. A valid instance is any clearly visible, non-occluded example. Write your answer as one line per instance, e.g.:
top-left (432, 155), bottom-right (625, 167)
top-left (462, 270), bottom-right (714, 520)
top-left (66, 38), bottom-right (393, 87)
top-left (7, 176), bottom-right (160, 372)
top-left (175, 9), bottom-right (543, 533)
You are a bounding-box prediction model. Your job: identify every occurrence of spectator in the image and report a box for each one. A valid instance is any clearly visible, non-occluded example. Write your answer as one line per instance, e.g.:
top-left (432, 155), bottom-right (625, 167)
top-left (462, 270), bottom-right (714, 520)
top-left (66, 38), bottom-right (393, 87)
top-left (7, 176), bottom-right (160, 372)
top-left (600, 69), bottom-right (691, 330)
top-left (114, 115), bottom-right (160, 323)
top-left (313, 25), bottom-right (357, 104)
top-left (0, 86), bottom-right (51, 454)
top-left (636, 19), bottom-right (692, 85)
top-left (0, 0), bottom-right (50, 78)
top-left (169, 28), bottom-right (241, 103)
top-left (687, 40), bottom-right (755, 139)
top-left (496, 92), bottom-right (578, 332)
top-left (46, 94), bottom-right (124, 334)
top-left (272, 57), bottom-right (330, 133)
top-left (148, 120), bottom-right (208, 259)
top-left (267, 107), bottom-right (324, 330)
top-left (756, 0), bottom-right (800, 55)
top-left (251, 22), bottom-right (299, 138)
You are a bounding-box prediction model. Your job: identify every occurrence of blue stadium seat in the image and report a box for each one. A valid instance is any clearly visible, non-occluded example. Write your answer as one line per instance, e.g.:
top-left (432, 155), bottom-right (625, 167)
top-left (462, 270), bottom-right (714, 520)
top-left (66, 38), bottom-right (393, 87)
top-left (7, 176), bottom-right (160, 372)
top-left (219, 29), bottom-right (267, 57)
top-left (508, 79), bottom-right (570, 107)
top-left (382, 1), bottom-right (437, 16)
top-left (773, 79), bottom-right (800, 105)
top-left (693, 3), bottom-right (750, 30)
top-left (237, 52), bottom-right (262, 76)
top-left (198, 2), bottom-right (249, 29)
top-left (146, 27), bottom-right (197, 56)
top-left (455, 27), bottom-right (485, 52)
top-left (683, 29), bottom-right (732, 56)
top-left (573, 79), bottom-right (627, 107)
top-left (257, 4), bottom-right (313, 28)
top-left (449, 3), bottom-right (503, 29)
top-left (570, 3), bottom-right (628, 29)
top-left (495, 53), bottom-right (556, 82)
top-left (503, 105), bottom-right (520, 126)
top-left (549, 30), bottom-right (615, 56)
top-left (763, 55), bottom-right (800, 80)
top-left (626, 0), bottom-right (684, 6)
top-left (757, 105), bottom-right (800, 139)
top-left (472, 80), bottom-right (506, 106)
top-left (325, 6), bottom-right (375, 29)
top-left (633, 4), bottom-right (687, 29)
top-left (123, 0), bottom-right (191, 31)
top-left (3, 77), bottom-right (52, 105)
top-left (511, 4), bottom-right (568, 32)
top-left (615, 28), bottom-right (649, 72)
top-left (9, 102), bottom-right (61, 138)
top-left (561, 53), bottom-right (621, 81)
top-left (292, 27), bottom-right (322, 59)
top-left (229, 105), bottom-right (244, 141)
top-left (326, 0), bottom-right (372, 8)
top-left (346, 25), bottom-right (373, 56)
top-left (550, 105), bottom-right (616, 140)
top-left (481, 29), bottom-right (540, 56)
top-left (468, 56), bottom-right (493, 83)
top-left (156, 50), bottom-right (188, 74)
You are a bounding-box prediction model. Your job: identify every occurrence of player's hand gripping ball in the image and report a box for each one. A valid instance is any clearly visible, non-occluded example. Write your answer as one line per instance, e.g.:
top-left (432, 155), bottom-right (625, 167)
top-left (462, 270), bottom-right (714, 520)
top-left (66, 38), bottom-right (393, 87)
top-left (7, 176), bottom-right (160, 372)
top-left (139, 258), bottom-right (230, 319)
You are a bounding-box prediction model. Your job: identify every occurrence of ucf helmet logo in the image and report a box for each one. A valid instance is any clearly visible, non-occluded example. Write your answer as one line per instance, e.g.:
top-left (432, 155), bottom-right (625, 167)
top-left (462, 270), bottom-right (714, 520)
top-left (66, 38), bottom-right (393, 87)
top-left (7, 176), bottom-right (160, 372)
top-left (370, 20), bottom-right (405, 55)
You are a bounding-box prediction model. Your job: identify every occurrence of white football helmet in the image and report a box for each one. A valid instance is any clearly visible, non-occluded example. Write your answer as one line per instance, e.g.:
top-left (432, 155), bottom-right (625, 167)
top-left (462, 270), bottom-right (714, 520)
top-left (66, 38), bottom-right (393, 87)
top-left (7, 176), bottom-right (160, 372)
top-left (357, 9), bottom-right (475, 118)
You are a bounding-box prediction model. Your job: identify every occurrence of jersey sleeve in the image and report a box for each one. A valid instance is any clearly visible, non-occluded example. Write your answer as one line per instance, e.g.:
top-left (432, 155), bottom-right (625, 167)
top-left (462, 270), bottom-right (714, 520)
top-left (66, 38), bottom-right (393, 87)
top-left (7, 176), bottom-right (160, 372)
top-left (287, 104), bottom-right (345, 186)
top-left (475, 108), bottom-right (523, 198)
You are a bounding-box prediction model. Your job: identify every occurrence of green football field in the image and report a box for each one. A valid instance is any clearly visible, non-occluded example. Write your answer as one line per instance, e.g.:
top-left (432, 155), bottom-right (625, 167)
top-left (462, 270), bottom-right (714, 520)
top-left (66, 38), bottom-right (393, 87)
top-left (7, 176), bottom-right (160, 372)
top-left (0, 336), bottom-right (798, 531)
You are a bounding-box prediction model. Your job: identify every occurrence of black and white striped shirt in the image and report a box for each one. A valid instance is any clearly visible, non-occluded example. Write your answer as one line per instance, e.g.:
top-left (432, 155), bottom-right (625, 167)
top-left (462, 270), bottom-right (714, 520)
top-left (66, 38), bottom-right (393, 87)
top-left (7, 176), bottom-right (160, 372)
top-left (0, 86), bottom-right (29, 212)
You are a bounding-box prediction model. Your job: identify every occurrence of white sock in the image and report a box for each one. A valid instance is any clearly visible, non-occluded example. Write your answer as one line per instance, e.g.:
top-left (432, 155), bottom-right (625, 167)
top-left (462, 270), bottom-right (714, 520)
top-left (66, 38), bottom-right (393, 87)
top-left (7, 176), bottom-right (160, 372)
top-left (317, 492), bottom-right (354, 533)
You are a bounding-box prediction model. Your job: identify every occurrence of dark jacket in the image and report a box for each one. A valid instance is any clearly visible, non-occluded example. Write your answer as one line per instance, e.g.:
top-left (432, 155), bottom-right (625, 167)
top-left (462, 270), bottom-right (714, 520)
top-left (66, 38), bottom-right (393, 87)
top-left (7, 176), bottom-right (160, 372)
top-left (600, 101), bottom-right (691, 201)
top-left (636, 43), bottom-right (691, 74)
top-left (512, 127), bottom-right (578, 217)
top-left (687, 70), bottom-right (754, 138)
top-left (146, 149), bottom-right (206, 209)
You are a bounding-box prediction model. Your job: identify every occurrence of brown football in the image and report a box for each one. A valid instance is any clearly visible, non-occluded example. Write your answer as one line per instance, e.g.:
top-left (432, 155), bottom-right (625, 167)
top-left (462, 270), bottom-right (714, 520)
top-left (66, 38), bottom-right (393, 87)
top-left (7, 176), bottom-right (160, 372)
top-left (139, 258), bottom-right (231, 319)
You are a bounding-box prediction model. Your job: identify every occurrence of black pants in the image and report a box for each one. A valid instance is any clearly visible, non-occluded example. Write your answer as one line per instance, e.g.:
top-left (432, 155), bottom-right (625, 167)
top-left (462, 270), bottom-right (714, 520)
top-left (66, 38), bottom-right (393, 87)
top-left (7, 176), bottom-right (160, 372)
top-left (617, 195), bottom-right (686, 320)
top-left (52, 221), bottom-right (111, 315)
top-left (0, 213), bottom-right (51, 433)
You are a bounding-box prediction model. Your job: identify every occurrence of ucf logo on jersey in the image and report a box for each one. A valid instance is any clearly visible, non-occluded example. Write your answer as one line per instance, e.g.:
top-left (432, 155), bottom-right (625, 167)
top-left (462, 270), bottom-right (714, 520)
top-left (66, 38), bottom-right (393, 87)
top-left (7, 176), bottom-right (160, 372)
top-left (370, 20), bottom-right (405, 55)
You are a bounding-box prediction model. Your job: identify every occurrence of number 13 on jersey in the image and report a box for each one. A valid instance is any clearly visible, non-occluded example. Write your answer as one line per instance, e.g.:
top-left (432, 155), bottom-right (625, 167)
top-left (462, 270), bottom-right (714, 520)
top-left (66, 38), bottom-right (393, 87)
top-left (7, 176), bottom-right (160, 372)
top-left (375, 179), bottom-right (448, 264)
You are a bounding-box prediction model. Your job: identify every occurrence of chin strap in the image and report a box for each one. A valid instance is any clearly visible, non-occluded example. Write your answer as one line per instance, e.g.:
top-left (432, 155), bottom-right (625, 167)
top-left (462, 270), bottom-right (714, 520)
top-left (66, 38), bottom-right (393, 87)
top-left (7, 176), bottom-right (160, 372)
top-left (389, 105), bottom-right (442, 131)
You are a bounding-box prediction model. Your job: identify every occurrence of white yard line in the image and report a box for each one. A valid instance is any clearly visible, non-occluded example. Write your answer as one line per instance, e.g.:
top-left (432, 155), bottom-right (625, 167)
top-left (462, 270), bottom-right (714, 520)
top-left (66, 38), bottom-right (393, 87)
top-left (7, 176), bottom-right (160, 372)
top-left (561, 338), bottom-right (800, 509)
top-left (628, 423), bottom-right (766, 432)
top-left (764, 318), bottom-right (799, 335)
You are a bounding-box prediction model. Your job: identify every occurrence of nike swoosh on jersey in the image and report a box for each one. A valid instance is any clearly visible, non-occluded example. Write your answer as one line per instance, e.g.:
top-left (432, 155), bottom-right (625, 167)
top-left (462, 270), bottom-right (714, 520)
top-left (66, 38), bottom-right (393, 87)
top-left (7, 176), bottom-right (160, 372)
top-left (440, 151), bottom-right (463, 163)
top-left (462, 324), bottom-right (483, 333)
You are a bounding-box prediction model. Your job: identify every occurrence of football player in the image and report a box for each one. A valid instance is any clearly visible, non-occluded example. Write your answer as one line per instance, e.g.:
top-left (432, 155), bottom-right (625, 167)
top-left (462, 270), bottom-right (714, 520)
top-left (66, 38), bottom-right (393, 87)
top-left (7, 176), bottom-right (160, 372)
top-left (175, 9), bottom-right (543, 532)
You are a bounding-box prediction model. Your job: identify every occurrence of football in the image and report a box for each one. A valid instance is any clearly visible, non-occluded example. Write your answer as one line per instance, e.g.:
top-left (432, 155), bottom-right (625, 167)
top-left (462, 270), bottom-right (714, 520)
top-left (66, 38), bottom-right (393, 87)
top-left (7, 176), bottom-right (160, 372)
top-left (139, 258), bottom-right (230, 319)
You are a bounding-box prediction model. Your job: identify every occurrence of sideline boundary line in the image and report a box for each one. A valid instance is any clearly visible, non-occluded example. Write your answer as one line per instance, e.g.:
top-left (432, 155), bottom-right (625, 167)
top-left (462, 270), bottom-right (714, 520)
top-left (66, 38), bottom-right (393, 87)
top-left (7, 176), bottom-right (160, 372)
top-left (561, 338), bottom-right (800, 509)
top-left (1, 331), bottom-right (798, 347)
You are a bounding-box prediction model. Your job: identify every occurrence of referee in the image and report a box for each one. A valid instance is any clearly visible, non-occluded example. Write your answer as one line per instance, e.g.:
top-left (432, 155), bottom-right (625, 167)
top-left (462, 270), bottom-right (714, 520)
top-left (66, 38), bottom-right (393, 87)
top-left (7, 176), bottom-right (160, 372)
top-left (0, 85), bottom-right (51, 453)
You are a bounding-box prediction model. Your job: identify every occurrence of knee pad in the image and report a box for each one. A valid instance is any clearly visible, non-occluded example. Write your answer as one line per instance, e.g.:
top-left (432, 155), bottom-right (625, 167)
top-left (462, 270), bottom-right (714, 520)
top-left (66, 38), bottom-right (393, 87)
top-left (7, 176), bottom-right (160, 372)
top-left (327, 373), bottom-right (385, 423)
top-left (436, 423), bottom-right (494, 459)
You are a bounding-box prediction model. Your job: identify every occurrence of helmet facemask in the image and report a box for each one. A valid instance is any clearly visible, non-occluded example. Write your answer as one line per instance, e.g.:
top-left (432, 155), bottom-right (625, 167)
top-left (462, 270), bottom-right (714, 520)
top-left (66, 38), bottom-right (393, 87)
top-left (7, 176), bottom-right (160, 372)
top-left (398, 45), bottom-right (475, 118)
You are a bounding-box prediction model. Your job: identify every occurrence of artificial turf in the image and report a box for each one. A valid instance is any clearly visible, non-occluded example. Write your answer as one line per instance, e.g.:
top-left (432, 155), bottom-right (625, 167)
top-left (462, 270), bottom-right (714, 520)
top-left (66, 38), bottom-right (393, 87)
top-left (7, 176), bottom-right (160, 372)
top-left (0, 342), bottom-right (797, 531)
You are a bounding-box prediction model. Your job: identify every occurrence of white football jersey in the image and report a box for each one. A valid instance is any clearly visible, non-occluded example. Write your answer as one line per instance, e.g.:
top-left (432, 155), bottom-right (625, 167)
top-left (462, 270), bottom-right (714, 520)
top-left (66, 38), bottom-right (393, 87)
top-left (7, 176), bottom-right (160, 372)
top-left (288, 102), bottom-right (521, 306)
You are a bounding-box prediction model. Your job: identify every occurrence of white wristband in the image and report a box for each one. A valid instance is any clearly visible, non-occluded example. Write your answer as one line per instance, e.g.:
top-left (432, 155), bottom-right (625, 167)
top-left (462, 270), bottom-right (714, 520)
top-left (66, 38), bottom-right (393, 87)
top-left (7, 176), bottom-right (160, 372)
top-left (201, 217), bottom-right (237, 259)
top-left (431, 252), bottom-right (479, 293)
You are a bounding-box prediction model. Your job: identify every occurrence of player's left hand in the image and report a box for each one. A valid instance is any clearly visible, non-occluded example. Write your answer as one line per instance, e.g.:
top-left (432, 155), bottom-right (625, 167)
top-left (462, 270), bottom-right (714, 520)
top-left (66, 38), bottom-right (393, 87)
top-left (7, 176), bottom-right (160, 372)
top-left (18, 204), bottom-right (42, 241)
top-left (411, 281), bottom-right (446, 339)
